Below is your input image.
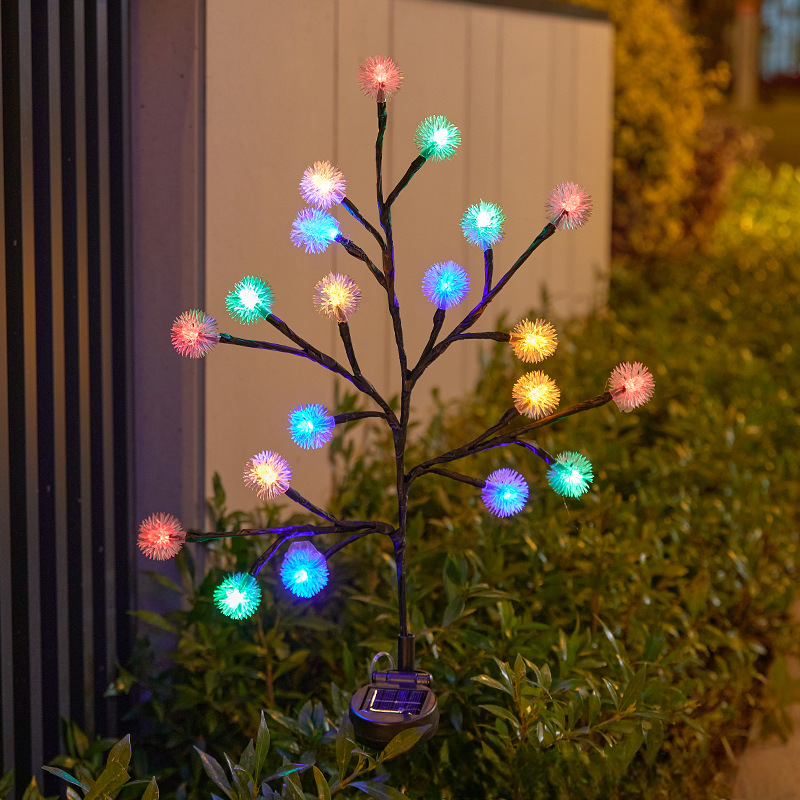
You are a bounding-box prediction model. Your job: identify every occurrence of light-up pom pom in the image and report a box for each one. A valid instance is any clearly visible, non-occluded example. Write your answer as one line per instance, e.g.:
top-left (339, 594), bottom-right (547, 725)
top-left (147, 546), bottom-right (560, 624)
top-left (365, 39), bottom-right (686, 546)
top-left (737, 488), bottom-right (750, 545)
top-left (314, 272), bottom-right (361, 322)
top-left (171, 310), bottom-right (220, 358)
top-left (546, 182), bottom-right (593, 230)
top-left (357, 55), bottom-right (403, 101)
top-left (137, 513), bottom-right (185, 560)
top-left (300, 161), bottom-right (346, 210)
top-left (414, 116), bottom-right (461, 162)
top-left (213, 573), bottom-right (262, 620)
top-left (422, 261), bottom-right (470, 310)
top-left (226, 276), bottom-right (274, 325)
top-left (291, 208), bottom-right (340, 254)
top-left (461, 201), bottom-right (505, 249)
top-left (243, 450), bottom-right (292, 500)
top-left (608, 361), bottom-right (655, 412)
top-left (509, 318), bottom-right (558, 364)
top-left (512, 371), bottom-right (561, 419)
top-left (482, 468), bottom-right (529, 517)
top-left (288, 404), bottom-right (335, 449)
top-left (280, 541), bottom-right (329, 598)
top-left (547, 452), bottom-right (594, 498)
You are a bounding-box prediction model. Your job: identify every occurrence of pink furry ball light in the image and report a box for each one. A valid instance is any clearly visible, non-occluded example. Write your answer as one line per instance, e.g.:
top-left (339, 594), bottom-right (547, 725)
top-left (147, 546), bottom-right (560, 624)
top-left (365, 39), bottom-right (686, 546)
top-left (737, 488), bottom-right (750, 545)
top-left (357, 55), bottom-right (403, 101)
top-left (546, 182), bottom-right (593, 230)
top-left (171, 310), bottom-right (219, 358)
top-left (138, 513), bottom-right (186, 560)
top-left (608, 362), bottom-right (655, 412)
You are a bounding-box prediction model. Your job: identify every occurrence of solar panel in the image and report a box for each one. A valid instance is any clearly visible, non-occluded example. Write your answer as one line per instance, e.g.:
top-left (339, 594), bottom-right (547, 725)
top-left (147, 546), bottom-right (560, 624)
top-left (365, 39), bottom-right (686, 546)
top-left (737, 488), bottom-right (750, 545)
top-left (367, 687), bottom-right (426, 715)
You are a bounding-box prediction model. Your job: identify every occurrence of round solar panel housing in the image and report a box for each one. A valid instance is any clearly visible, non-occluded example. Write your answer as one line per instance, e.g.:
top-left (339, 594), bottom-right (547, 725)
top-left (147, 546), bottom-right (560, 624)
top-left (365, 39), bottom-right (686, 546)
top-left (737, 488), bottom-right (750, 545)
top-left (349, 670), bottom-right (439, 750)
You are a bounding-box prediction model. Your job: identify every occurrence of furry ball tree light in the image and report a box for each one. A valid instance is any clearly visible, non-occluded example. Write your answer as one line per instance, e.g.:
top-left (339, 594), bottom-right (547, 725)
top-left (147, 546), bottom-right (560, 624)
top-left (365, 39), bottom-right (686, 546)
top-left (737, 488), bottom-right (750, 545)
top-left (140, 55), bottom-right (655, 748)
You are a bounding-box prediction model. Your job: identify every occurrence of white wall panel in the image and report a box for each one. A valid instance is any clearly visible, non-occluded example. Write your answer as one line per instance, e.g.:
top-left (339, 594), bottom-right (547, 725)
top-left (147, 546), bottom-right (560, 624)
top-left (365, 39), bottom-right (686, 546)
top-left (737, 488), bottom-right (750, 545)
top-left (336, 1), bottom-right (394, 397)
top-left (206, 0), bottom-right (338, 511)
top-left (205, 0), bottom-right (613, 511)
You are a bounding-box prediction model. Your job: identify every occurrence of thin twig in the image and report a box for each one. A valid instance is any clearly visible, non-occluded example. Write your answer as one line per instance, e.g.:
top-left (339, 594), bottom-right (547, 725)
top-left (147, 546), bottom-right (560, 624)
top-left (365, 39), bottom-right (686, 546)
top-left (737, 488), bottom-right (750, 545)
top-left (487, 392), bottom-right (614, 446)
top-left (338, 321), bottom-right (362, 378)
top-left (415, 308), bottom-right (446, 368)
top-left (483, 248), bottom-right (494, 297)
top-left (262, 315), bottom-right (398, 426)
top-left (336, 234), bottom-right (386, 287)
top-left (412, 223), bottom-right (557, 379)
top-left (406, 393), bottom-right (612, 483)
top-left (333, 410), bottom-right (387, 424)
top-left (427, 467), bottom-right (485, 488)
top-left (285, 487), bottom-right (341, 524)
top-left (185, 523), bottom-right (343, 544)
top-left (244, 520), bottom-right (396, 577)
top-left (386, 154), bottom-right (427, 207)
top-left (342, 197), bottom-right (385, 249)
top-left (323, 529), bottom-right (384, 559)
top-left (513, 439), bottom-right (555, 465)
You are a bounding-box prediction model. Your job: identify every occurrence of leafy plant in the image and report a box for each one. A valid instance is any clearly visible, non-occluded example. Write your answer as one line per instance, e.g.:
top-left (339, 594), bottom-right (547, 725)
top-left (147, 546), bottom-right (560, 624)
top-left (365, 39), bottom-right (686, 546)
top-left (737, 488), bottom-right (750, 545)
top-left (563, 0), bottom-right (733, 259)
top-left (42, 725), bottom-right (158, 800)
top-left (122, 164), bottom-right (800, 799)
top-left (194, 709), bottom-right (417, 799)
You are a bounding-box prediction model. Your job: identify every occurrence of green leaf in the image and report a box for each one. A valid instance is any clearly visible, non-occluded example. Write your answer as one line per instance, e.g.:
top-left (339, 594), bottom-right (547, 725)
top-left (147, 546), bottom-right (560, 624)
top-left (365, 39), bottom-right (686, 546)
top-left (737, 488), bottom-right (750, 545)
top-left (342, 642), bottom-right (355, 689)
top-left (74, 766), bottom-right (94, 791)
top-left (66, 787), bottom-right (81, 800)
top-left (142, 570), bottom-right (185, 595)
top-left (642, 630), bottom-right (666, 662)
top-left (141, 777), bottom-right (159, 800)
top-left (0, 770), bottom-right (14, 799)
top-left (513, 653), bottom-right (526, 686)
top-left (129, 610), bottom-right (177, 634)
top-left (336, 715), bottom-right (357, 781)
top-left (478, 704), bottom-right (520, 727)
top-left (72, 724), bottom-right (90, 759)
top-left (297, 700), bottom-right (314, 737)
top-left (603, 678), bottom-right (619, 710)
top-left (312, 766), bottom-right (332, 800)
top-left (193, 748), bottom-right (232, 798)
top-left (83, 762), bottom-right (130, 800)
top-left (231, 766), bottom-right (253, 800)
top-left (538, 663), bottom-right (552, 692)
top-left (21, 778), bottom-right (45, 800)
top-left (606, 724), bottom-right (645, 775)
top-left (645, 718), bottom-right (665, 765)
top-left (254, 712), bottom-right (270, 784)
top-left (238, 740), bottom-right (255, 777)
top-left (442, 596), bottom-right (466, 628)
top-left (107, 735), bottom-right (132, 769)
top-left (263, 764), bottom-right (308, 782)
top-left (104, 665), bottom-right (137, 697)
top-left (281, 768), bottom-right (305, 800)
top-left (349, 781), bottom-right (409, 800)
top-left (620, 666), bottom-right (647, 711)
top-left (471, 674), bottom-right (513, 696)
top-left (41, 766), bottom-right (90, 793)
top-left (379, 727), bottom-right (426, 761)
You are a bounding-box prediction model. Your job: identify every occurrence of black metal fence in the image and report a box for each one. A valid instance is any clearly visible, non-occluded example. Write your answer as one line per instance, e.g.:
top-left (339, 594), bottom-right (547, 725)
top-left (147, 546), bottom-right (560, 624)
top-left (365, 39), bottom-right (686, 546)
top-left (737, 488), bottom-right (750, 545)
top-left (1, 1), bottom-right (133, 793)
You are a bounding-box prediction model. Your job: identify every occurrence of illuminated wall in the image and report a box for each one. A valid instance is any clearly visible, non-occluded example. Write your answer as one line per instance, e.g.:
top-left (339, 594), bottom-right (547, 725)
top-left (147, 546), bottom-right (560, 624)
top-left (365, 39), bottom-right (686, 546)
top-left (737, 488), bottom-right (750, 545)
top-left (205, 0), bottom-right (614, 511)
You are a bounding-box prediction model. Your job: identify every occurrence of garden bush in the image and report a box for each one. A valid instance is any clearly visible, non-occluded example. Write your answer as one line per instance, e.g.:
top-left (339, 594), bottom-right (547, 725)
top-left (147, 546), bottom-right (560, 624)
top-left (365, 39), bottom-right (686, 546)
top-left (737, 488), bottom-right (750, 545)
top-left (122, 163), bottom-right (800, 799)
top-left (563, 0), bottom-right (733, 259)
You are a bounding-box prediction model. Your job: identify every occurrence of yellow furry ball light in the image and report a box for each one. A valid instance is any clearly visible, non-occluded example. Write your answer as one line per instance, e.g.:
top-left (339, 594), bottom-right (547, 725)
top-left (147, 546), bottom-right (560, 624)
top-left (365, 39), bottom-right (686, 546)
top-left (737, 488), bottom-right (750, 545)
top-left (512, 371), bottom-right (560, 419)
top-left (509, 318), bottom-right (557, 363)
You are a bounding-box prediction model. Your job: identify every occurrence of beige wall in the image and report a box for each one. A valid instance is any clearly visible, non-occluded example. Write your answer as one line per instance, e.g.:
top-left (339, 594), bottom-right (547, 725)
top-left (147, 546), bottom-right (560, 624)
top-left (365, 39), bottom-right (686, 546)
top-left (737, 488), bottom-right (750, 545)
top-left (205, 0), bottom-right (614, 512)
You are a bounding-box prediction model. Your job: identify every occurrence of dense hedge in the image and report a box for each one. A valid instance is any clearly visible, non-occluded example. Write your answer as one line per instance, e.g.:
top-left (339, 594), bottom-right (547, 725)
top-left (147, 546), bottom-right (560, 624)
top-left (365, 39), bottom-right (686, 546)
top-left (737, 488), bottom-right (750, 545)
top-left (119, 164), bottom-right (800, 800)
top-left (564, 0), bottom-right (732, 259)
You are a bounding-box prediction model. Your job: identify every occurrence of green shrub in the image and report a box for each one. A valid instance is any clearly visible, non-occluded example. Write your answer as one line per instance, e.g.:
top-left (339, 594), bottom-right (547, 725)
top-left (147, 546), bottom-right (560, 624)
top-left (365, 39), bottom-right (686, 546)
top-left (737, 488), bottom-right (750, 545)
top-left (123, 165), bottom-right (800, 798)
top-left (566, 0), bottom-right (731, 259)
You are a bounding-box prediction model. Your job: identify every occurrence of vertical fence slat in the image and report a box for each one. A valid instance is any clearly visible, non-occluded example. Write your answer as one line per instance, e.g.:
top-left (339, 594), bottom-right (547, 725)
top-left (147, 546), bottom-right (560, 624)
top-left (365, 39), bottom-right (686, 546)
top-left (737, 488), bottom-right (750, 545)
top-left (0, 0), bottom-right (12, 777)
top-left (1, 0), bottom-right (131, 790)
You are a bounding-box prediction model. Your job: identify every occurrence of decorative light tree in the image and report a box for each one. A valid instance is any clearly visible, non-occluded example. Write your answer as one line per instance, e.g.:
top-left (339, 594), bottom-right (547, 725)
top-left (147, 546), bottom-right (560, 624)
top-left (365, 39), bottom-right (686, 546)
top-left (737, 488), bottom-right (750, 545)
top-left (139, 55), bottom-right (655, 746)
